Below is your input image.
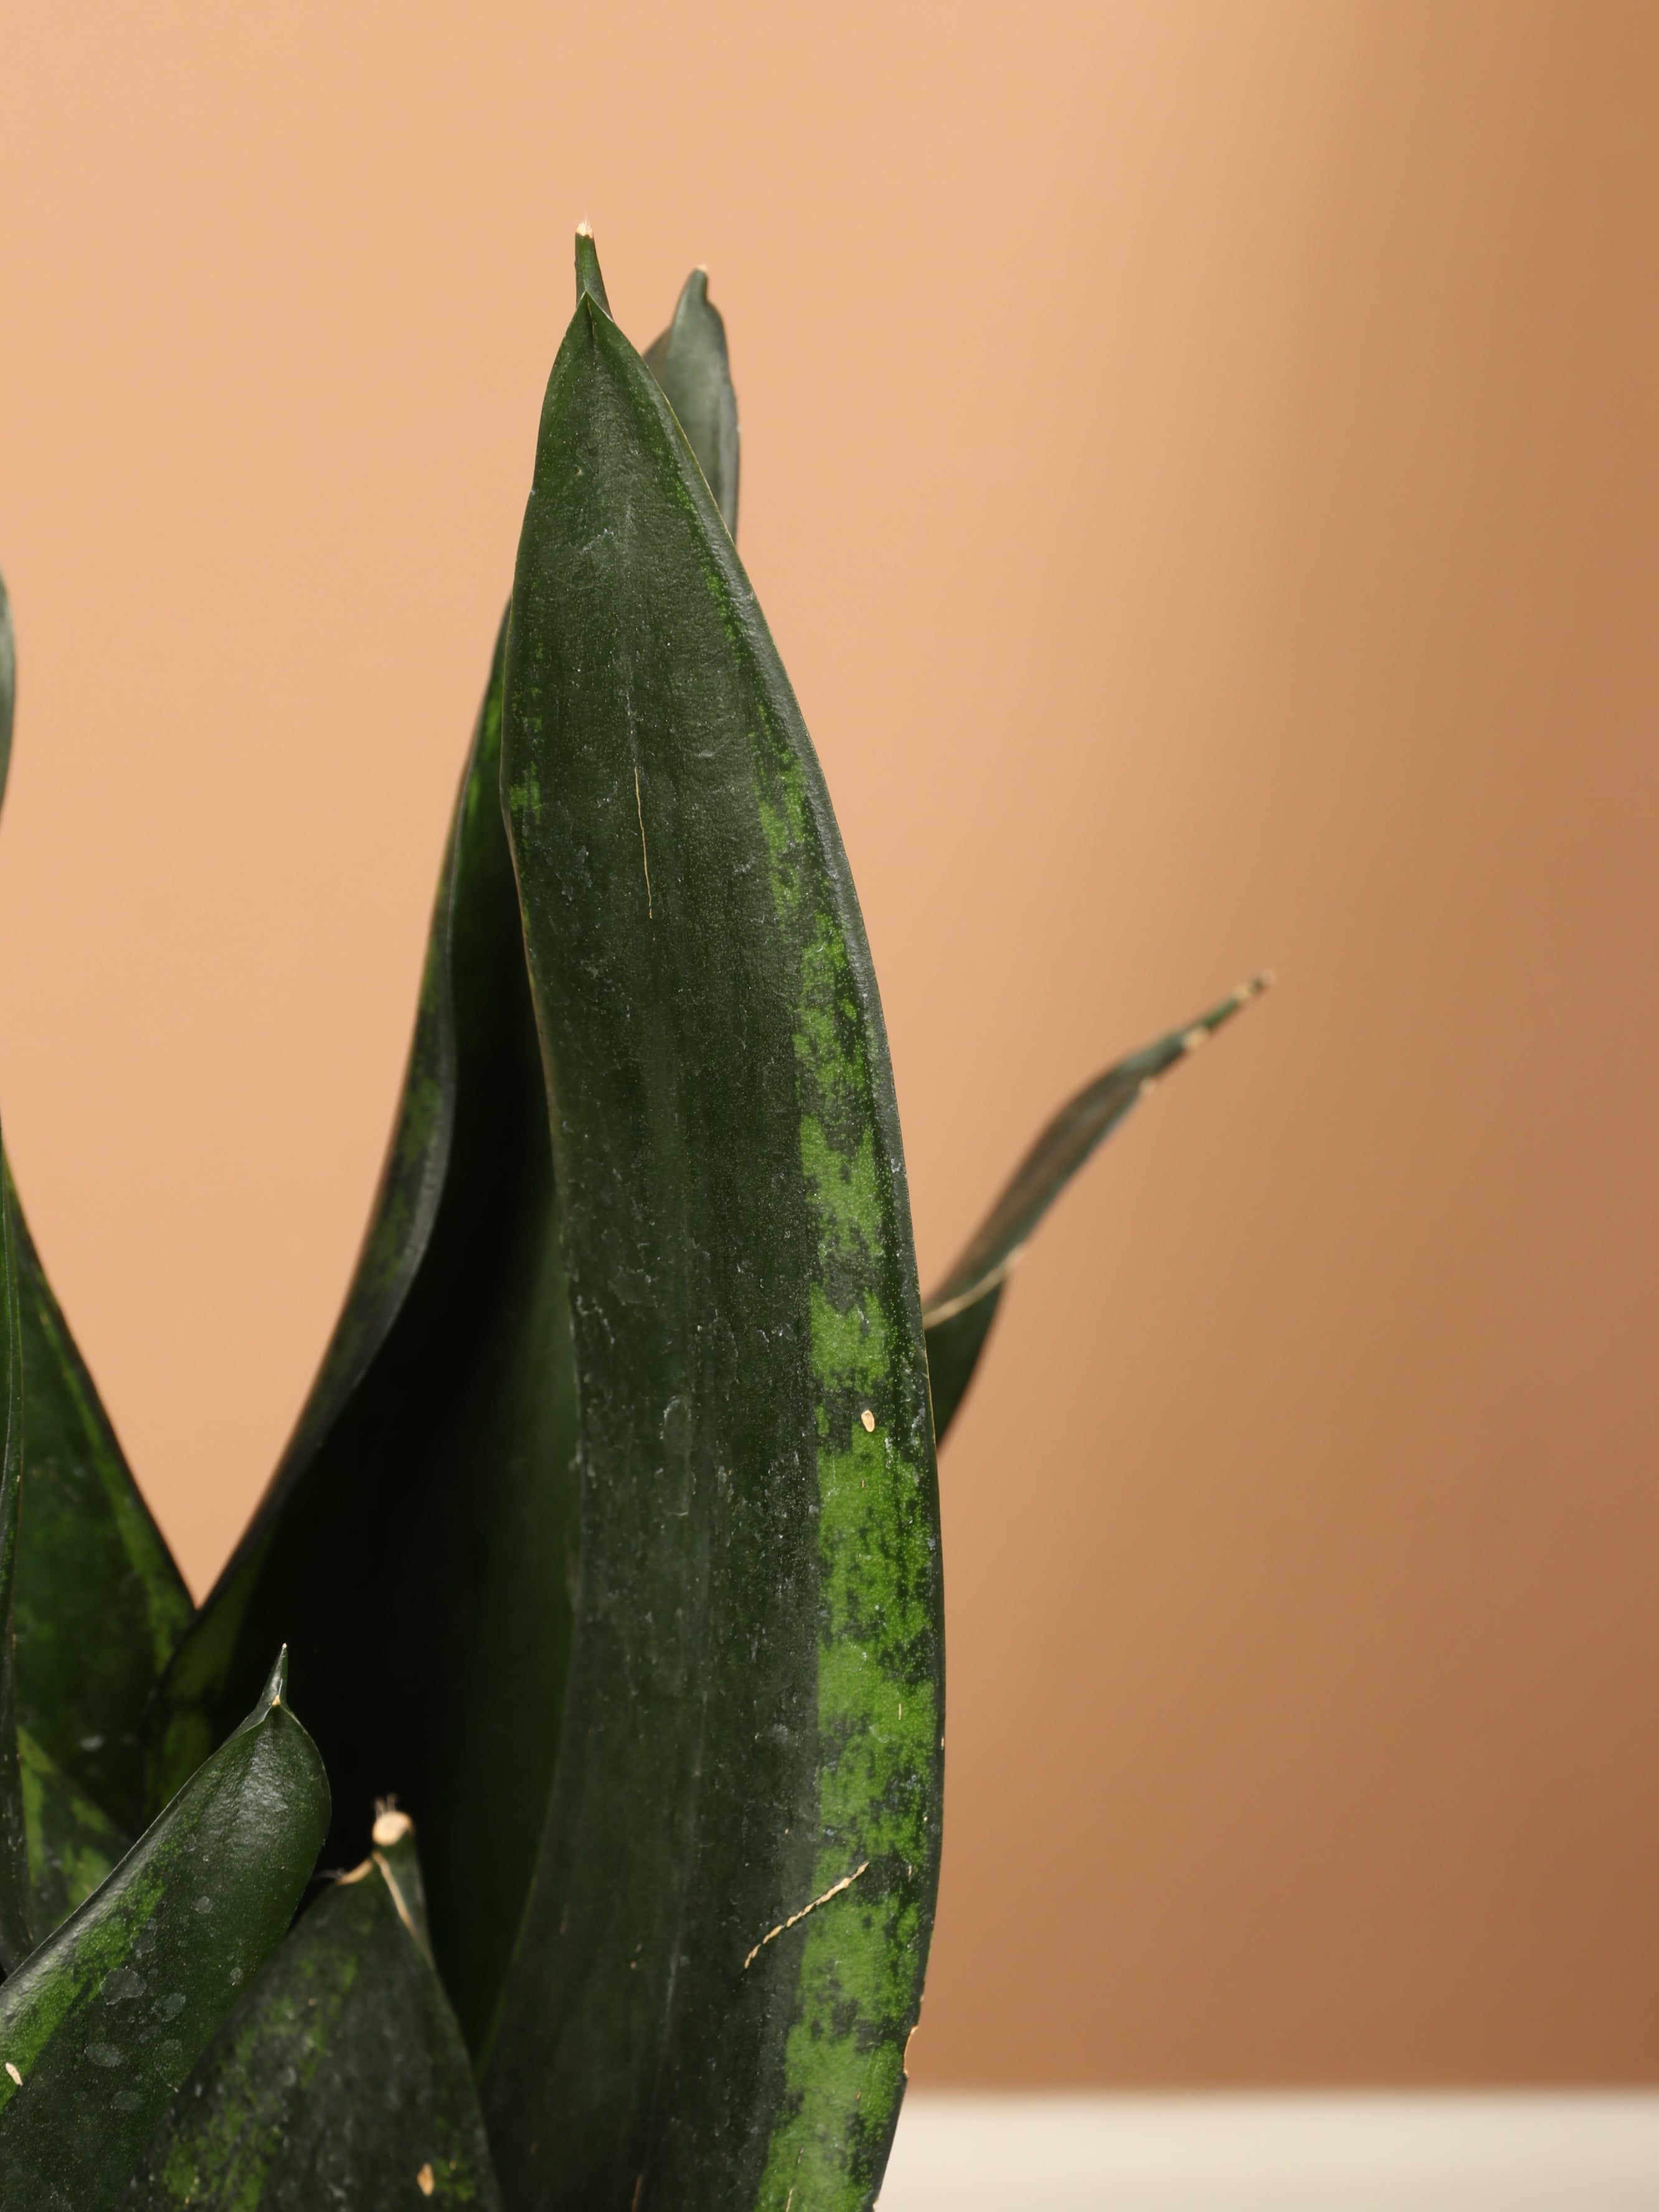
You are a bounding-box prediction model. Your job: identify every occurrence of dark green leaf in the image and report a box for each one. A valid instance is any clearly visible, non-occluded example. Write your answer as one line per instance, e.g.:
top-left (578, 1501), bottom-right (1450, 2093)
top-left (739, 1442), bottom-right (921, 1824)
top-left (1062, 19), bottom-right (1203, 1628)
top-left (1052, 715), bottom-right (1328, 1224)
top-left (148, 618), bottom-right (580, 2058)
top-left (120, 1813), bottom-right (500, 2210)
top-left (482, 234), bottom-right (943, 2212)
top-left (17, 1728), bottom-right (125, 1940)
top-left (0, 582), bottom-right (189, 1845)
top-left (0, 567), bottom-right (14, 815)
top-left (645, 268), bottom-right (740, 536)
top-left (924, 975), bottom-right (1272, 1443)
top-left (9, 1181), bottom-right (192, 1835)
top-left (0, 1155), bottom-right (34, 1969)
top-left (0, 1652), bottom-right (329, 2212)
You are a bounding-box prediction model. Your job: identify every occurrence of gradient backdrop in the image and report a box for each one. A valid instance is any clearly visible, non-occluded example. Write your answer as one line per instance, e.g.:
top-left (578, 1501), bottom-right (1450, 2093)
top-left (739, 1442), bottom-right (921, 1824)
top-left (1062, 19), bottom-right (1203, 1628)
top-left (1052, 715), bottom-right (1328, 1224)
top-left (2, 0), bottom-right (1657, 2085)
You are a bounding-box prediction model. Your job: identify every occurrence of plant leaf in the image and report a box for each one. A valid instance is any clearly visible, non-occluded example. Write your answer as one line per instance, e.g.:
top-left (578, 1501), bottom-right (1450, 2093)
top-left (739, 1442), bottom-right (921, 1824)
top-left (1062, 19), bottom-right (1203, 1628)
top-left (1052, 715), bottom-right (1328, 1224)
top-left (147, 618), bottom-right (581, 2058)
top-left (118, 1813), bottom-right (501, 2210)
top-left (481, 234), bottom-right (943, 2212)
top-left (0, 1652), bottom-right (329, 2211)
top-left (9, 1181), bottom-right (193, 1836)
top-left (0, 1151), bottom-right (34, 1969)
top-left (0, 581), bottom-right (191, 1840)
top-left (17, 1728), bottom-right (126, 1940)
top-left (645, 268), bottom-right (740, 536)
top-left (923, 976), bottom-right (1272, 1444)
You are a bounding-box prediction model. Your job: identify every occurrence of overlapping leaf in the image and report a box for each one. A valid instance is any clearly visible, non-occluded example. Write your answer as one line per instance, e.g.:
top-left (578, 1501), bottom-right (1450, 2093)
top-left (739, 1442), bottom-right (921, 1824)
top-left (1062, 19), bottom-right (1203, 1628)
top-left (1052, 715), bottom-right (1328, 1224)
top-left (147, 260), bottom-right (742, 2062)
top-left (0, 579), bottom-right (191, 1906)
top-left (922, 978), bottom-right (1270, 1443)
top-left (9, 1185), bottom-right (192, 1838)
top-left (645, 266), bottom-right (740, 534)
top-left (0, 1653), bottom-right (329, 2212)
top-left (121, 1813), bottom-right (498, 2210)
top-left (148, 620), bottom-right (581, 2056)
top-left (480, 233), bottom-right (943, 2212)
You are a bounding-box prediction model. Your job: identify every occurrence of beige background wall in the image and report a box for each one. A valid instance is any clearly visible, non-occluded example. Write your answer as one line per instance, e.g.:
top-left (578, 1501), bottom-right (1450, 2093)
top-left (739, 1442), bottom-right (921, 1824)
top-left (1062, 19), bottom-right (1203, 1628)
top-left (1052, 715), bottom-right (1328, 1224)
top-left (2, 0), bottom-right (1657, 2084)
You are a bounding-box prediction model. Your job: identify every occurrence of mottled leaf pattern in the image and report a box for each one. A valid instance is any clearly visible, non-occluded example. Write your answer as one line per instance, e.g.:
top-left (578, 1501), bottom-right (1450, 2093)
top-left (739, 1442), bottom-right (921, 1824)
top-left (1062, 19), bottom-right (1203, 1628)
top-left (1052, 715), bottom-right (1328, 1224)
top-left (481, 235), bottom-right (942, 2212)
top-left (0, 1653), bottom-right (329, 2211)
top-left (9, 1181), bottom-right (192, 1835)
top-left (17, 1728), bottom-right (126, 1940)
top-left (120, 1815), bottom-right (499, 2210)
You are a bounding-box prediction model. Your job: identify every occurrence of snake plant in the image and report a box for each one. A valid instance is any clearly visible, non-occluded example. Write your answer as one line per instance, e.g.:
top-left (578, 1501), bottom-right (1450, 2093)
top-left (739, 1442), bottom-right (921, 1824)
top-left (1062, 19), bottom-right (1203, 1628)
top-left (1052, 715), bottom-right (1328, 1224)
top-left (0, 234), bottom-right (1264, 2211)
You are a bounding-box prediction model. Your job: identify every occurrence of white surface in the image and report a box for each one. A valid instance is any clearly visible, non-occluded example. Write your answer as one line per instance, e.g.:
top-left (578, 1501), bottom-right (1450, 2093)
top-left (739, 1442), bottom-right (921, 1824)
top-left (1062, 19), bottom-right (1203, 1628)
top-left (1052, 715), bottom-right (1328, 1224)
top-left (879, 2093), bottom-right (1659, 2210)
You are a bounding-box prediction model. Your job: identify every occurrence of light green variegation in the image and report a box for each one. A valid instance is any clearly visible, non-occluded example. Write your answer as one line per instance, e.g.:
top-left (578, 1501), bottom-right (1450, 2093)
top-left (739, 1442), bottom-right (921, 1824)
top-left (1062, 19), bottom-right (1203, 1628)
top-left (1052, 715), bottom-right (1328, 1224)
top-left (0, 239), bottom-right (1263, 2212)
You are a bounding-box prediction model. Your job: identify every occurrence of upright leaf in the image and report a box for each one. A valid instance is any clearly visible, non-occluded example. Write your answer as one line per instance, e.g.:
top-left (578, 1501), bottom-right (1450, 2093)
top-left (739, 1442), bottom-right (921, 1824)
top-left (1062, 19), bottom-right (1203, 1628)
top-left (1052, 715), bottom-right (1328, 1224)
top-left (645, 267), bottom-right (740, 535)
top-left (0, 1153), bottom-right (33, 1969)
top-left (0, 579), bottom-right (191, 1839)
top-left (923, 976), bottom-right (1271, 1442)
top-left (148, 620), bottom-right (580, 2056)
top-left (9, 1184), bottom-right (192, 1835)
top-left (120, 1812), bottom-right (500, 2210)
top-left (483, 235), bottom-right (943, 2212)
top-left (0, 1653), bottom-right (329, 2212)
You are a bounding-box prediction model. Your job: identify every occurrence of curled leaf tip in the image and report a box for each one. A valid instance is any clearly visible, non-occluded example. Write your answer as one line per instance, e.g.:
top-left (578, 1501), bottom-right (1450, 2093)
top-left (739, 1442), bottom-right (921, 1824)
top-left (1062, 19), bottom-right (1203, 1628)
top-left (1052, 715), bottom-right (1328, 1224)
top-left (262, 1645), bottom-right (289, 1708)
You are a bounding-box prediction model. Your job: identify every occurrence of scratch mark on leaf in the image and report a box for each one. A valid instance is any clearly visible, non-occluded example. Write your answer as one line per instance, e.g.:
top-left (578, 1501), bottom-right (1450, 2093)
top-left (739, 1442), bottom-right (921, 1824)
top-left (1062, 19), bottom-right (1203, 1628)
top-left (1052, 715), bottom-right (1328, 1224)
top-left (634, 763), bottom-right (654, 920)
top-left (743, 1860), bottom-right (870, 1970)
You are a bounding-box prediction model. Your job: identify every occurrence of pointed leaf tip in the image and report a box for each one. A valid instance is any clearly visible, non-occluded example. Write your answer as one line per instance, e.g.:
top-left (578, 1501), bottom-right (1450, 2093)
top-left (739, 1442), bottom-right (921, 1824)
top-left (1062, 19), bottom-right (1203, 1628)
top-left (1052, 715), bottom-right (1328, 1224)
top-left (574, 227), bottom-right (612, 316)
top-left (243, 1647), bottom-right (288, 1726)
top-left (923, 973), bottom-right (1273, 1442)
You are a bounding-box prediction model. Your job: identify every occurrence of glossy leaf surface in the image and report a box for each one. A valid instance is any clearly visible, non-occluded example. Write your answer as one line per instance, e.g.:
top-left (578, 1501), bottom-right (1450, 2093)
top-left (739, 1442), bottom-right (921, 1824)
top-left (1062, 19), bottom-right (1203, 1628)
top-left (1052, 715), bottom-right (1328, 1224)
top-left (121, 1816), bottom-right (500, 2211)
top-left (148, 621), bottom-right (580, 2057)
top-left (645, 267), bottom-right (740, 534)
top-left (483, 238), bottom-right (943, 2212)
top-left (0, 1158), bottom-right (32, 1969)
top-left (924, 976), bottom-right (1271, 1442)
top-left (9, 1184), bottom-right (192, 1835)
top-left (0, 1654), bottom-right (329, 2212)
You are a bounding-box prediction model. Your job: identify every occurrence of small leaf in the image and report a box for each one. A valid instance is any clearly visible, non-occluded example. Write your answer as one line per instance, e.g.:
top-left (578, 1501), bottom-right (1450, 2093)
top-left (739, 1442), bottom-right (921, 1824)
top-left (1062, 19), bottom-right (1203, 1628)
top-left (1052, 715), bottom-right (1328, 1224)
top-left (645, 268), bottom-right (740, 535)
top-left (120, 1813), bottom-right (500, 2211)
top-left (924, 976), bottom-right (1272, 1442)
top-left (484, 232), bottom-right (942, 2212)
top-left (9, 1180), bottom-right (192, 1835)
top-left (148, 618), bottom-right (580, 2058)
top-left (0, 1652), bottom-right (329, 2211)
top-left (17, 1728), bottom-right (126, 1940)
top-left (0, 1151), bottom-right (34, 1969)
